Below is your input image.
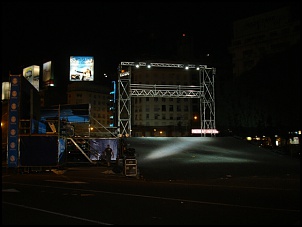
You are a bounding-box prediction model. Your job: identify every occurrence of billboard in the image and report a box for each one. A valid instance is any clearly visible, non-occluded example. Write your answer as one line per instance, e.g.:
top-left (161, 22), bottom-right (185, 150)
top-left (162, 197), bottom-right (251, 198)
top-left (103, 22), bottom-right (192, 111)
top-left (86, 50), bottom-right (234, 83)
top-left (70, 56), bottom-right (94, 81)
top-left (43, 61), bottom-right (54, 87)
top-left (2, 82), bottom-right (10, 100)
top-left (23, 65), bottom-right (40, 91)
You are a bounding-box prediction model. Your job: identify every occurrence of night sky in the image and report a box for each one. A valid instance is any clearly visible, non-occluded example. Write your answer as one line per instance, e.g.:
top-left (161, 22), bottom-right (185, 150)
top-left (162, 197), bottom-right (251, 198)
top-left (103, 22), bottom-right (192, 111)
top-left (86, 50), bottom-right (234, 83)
top-left (1, 1), bottom-right (300, 135)
top-left (1, 1), bottom-right (293, 83)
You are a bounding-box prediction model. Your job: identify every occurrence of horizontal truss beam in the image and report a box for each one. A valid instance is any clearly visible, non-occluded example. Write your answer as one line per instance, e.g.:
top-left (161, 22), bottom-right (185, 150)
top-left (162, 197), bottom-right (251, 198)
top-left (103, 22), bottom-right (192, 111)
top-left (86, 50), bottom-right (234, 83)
top-left (121, 62), bottom-right (208, 69)
top-left (130, 84), bottom-right (203, 98)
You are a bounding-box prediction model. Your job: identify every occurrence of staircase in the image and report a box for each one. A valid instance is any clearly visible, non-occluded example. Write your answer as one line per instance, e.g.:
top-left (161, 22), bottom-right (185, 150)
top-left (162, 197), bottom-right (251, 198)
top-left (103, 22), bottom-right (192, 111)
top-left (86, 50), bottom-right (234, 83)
top-left (65, 116), bottom-right (118, 164)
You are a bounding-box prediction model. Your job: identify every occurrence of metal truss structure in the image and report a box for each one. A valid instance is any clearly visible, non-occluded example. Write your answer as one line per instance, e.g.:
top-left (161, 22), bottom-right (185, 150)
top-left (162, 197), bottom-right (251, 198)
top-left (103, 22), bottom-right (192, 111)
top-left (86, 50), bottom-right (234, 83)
top-left (117, 61), bottom-right (216, 137)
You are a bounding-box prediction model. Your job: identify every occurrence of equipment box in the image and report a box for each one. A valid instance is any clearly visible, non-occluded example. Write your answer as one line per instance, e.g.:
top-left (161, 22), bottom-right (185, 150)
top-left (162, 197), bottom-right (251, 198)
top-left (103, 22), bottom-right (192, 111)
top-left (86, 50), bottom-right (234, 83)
top-left (124, 159), bottom-right (137, 176)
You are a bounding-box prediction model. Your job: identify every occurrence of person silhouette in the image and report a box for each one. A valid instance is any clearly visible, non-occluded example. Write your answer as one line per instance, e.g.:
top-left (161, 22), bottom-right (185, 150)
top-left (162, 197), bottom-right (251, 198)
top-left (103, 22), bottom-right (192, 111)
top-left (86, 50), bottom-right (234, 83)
top-left (103, 144), bottom-right (114, 167)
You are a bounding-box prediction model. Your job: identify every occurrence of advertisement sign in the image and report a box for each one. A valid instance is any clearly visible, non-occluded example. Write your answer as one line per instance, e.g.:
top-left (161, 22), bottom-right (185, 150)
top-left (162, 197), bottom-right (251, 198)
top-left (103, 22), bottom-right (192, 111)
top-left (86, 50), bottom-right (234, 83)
top-left (191, 129), bottom-right (219, 134)
top-left (70, 56), bottom-right (94, 81)
top-left (7, 75), bottom-right (20, 167)
top-left (2, 82), bottom-right (10, 100)
top-left (23, 65), bottom-right (40, 91)
top-left (43, 61), bottom-right (54, 87)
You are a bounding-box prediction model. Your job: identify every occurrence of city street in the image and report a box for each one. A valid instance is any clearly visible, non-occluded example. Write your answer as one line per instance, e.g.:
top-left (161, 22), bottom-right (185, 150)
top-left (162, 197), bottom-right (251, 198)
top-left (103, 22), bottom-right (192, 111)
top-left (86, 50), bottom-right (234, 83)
top-left (2, 137), bottom-right (300, 225)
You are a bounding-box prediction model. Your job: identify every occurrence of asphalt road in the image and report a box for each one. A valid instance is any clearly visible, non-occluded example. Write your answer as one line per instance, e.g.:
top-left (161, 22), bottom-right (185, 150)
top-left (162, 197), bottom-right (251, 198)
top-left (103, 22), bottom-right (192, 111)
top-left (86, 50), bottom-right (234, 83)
top-left (2, 137), bottom-right (300, 225)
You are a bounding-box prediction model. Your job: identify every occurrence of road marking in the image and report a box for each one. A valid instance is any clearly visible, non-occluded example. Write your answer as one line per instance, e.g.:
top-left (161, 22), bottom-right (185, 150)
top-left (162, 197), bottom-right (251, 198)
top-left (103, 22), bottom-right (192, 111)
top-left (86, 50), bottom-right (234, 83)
top-left (3, 181), bottom-right (299, 213)
top-left (45, 180), bottom-right (88, 184)
top-left (2, 188), bottom-right (20, 192)
top-left (3, 201), bottom-right (112, 225)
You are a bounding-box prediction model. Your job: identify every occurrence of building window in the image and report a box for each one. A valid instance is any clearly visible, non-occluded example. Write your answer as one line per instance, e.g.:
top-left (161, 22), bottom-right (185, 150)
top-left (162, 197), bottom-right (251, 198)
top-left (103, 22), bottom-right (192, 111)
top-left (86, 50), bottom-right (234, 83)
top-left (154, 106), bottom-right (160, 111)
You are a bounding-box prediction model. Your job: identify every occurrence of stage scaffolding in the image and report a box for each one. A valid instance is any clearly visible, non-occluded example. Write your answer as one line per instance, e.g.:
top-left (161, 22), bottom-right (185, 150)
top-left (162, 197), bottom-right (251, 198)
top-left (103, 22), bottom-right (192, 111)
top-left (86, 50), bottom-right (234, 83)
top-left (117, 62), bottom-right (216, 137)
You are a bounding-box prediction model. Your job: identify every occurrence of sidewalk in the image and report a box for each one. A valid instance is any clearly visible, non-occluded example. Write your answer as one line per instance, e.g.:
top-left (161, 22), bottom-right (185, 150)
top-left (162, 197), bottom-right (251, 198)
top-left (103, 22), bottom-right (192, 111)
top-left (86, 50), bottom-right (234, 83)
top-left (2, 162), bottom-right (132, 175)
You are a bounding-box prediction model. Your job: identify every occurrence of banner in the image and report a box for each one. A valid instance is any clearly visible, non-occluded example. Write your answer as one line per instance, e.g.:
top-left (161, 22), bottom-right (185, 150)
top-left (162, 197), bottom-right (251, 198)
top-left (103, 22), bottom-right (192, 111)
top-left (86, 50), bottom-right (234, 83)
top-left (7, 75), bottom-right (21, 167)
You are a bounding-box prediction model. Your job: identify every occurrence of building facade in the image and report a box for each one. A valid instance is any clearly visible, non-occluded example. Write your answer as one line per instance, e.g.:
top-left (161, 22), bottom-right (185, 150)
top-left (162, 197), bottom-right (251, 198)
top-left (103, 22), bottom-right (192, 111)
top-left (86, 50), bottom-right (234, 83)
top-left (229, 6), bottom-right (300, 77)
top-left (67, 82), bottom-right (112, 128)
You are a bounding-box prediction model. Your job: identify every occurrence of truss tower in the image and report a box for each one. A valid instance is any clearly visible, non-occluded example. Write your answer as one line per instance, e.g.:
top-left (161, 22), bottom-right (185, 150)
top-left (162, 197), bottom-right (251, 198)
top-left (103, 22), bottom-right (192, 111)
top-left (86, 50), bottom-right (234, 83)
top-left (117, 62), bottom-right (216, 137)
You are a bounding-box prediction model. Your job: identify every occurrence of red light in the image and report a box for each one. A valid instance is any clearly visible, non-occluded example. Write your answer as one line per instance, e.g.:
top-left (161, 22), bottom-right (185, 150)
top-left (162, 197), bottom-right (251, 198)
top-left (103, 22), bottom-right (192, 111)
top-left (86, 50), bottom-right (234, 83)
top-left (182, 33), bottom-right (186, 37)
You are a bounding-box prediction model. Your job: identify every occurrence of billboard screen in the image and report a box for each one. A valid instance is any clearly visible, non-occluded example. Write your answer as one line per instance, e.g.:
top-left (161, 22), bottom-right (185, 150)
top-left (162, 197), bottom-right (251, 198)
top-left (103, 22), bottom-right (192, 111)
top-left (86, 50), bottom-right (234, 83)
top-left (70, 56), bottom-right (94, 81)
top-left (23, 65), bottom-right (40, 91)
top-left (89, 138), bottom-right (119, 161)
top-left (43, 61), bottom-right (54, 87)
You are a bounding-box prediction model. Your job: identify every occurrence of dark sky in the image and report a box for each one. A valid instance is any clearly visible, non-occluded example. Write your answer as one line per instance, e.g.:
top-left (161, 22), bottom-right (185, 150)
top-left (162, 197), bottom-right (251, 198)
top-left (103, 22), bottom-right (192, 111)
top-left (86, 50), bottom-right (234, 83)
top-left (1, 1), bottom-right (293, 84)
